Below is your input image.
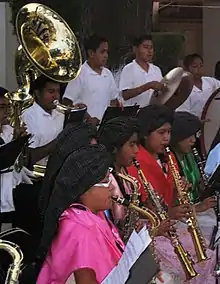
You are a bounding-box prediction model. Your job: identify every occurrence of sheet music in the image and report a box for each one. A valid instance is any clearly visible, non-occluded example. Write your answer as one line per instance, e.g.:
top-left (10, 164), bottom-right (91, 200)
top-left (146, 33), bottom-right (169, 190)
top-left (101, 226), bottom-right (152, 284)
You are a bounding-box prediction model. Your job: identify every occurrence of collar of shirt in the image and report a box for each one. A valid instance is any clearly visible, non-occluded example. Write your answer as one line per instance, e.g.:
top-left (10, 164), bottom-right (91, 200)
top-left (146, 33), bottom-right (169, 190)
top-left (32, 102), bottom-right (60, 119)
top-left (84, 61), bottom-right (109, 77)
top-left (132, 60), bottom-right (155, 75)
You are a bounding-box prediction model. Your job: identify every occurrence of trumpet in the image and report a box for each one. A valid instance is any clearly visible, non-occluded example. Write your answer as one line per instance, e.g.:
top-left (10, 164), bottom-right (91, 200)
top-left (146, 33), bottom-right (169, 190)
top-left (133, 158), bottom-right (198, 280)
top-left (166, 147), bottom-right (208, 263)
top-left (53, 100), bottom-right (87, 114)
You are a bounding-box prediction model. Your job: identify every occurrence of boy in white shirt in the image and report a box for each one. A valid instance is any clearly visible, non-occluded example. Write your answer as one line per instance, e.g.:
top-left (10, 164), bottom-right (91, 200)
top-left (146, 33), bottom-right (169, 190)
top-left (176, 53), bottom-right (220, 118)
top-left (62, 34), bottom-right (120, 126)
top-left (119, 34), bottom-right (164, 107)
top-left (22, 75), bottom-right (64, 167)
top-left (15, 76), bottom-right (64, 242)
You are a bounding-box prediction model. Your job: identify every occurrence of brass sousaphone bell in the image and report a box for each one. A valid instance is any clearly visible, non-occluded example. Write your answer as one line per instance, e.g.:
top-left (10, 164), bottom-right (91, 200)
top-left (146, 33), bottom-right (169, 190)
top-left (150, 67), bottom-right (193, 110)
top-left (5, 3), bottom-right (86, 173)
top-left (5, 3), bottom-right (83, 139)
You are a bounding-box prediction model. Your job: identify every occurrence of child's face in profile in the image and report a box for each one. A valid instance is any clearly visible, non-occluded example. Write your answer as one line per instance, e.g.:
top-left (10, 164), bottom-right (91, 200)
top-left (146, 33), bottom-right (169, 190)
top-left (0, 97), bottom-right (9, 126)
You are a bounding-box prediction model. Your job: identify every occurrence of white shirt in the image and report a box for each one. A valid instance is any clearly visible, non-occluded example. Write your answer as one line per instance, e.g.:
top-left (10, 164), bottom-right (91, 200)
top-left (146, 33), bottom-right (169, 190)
top-left (176, 76), bottom-right (220, 118)
top-left (22, 102), bottom-right (64, 166)
top-left (119, 60), bottom-right (163, 107)
top-left (63, 62), bottom-right (119, 121)
top-left (205, 143), bottom-right (220, 177)
top-left (0, 125), bottom-right (14, 212)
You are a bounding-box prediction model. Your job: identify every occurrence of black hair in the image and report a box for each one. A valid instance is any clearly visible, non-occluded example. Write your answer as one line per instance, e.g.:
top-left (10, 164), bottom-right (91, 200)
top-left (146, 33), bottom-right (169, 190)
top-left (133, 34), bottom-right (153, 47)
top-left (215, 61), bottom-right (220, 81)
top-left (183, 53), bottom-right (203, 70)
top-left (0, 87), bottom-right (8, 99)
top-left (84, 34), bottom-right (108, 57)
top-left (30, 75), bottom-right (59, 95)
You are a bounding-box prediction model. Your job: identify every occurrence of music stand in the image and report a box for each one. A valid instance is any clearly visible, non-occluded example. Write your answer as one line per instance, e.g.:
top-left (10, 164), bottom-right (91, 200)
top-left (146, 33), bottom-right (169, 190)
top-left (63, 108), bottom-right (87, 127)
top-left (0, 134), bottom-right (31, 172)
top-left (126, 246), bottom-right (160, 284)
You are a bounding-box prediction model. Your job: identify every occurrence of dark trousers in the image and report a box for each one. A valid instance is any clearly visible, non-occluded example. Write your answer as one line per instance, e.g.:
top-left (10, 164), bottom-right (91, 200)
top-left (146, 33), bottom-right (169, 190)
top-left (13, 180), bottom-right (43, 248)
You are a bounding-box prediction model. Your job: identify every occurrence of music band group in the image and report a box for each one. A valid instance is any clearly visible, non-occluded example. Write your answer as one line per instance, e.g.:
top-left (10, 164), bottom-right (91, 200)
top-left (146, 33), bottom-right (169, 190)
top-left (1, 3), bottom-right (220, 284)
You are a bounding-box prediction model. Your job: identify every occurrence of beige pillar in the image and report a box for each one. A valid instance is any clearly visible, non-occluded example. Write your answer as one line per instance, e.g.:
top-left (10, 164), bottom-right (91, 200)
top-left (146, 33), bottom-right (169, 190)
top-left (0, 2), bottom-right (18, 91)
top-left (203, 0), bottom-right (220, 76)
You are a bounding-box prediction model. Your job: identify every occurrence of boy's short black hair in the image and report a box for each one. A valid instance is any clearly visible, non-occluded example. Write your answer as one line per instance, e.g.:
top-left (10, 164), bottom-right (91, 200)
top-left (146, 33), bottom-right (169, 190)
top-left (183, 53), bottom-right (203, 69)
top-left (133, 34), bottom-right (153, 47)
top-left (84, 34), bottom-right (108, 57)
top-left (30, 75), bottom-right (59, 95)
top-left (0, 87), bottom-right (8, 99)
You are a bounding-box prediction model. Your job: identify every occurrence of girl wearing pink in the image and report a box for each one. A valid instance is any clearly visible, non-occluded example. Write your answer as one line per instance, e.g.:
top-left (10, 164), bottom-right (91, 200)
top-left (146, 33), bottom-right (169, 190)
top-left (36, 144), bottom-right (124, 284)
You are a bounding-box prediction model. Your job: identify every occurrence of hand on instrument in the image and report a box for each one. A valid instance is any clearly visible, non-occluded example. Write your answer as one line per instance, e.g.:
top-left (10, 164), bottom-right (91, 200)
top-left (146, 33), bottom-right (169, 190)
top-left (155, 219), bottom-right (176, 237)
top-left (181, 176), bottom-right (192, 193)
top-left (156, 271), bottom-right (165, 283)
top-left (148, 81), bottom-right (165, 92)
top-left (87, 117), bottom-right (100, 126)
top-left (195, 196), bottom-right (217, 212)
top-left (135, 220), bottom-right (144, 233)
top-left (13, 124), bottom-right (28, 138)
top-left (168, 204), bottom-right (191, 220)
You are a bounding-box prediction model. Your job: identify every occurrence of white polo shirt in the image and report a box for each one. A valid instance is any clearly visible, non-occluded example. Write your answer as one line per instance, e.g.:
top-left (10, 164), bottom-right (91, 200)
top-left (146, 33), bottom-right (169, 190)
top-left (0, 125), bottom-right (14, 212)
top-left (0, 125), bottom-right (33, 213)
top-left (119, 60), bottom-right (163, 107)
top-left (63, 62), bottom-right (119, 121)
top-left (176, 76), bottom-right (220, 118)
top-left (22, 102), bottom-right (64, 166)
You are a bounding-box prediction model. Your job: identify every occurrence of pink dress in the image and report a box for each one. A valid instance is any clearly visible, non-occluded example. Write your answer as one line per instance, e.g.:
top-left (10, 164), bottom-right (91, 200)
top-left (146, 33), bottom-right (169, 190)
top-left (37, 204), bottom-right (124, 284)
top-left (155, 223), bottom-right (216, 283)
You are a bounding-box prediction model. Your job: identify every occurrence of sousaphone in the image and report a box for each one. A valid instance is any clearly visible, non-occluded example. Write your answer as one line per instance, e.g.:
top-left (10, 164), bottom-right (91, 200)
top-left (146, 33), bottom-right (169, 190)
top-left (150, 67), bottom-right (193, 110)
top-left (5, 3), bottom-right (83, 138)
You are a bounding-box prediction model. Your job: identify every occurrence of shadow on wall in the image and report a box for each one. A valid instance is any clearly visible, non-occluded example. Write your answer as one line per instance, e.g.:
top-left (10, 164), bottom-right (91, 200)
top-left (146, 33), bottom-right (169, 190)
top-left (152, 32), bottom-right (185, 75)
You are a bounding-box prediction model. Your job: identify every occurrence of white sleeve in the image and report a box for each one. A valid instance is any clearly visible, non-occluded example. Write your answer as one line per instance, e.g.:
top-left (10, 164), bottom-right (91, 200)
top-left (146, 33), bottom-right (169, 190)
top-left (63, 75), bottom-right (83, 104)
top-left (119, 66), bottom-right (133, 92)
top-left (109, 72), bottom-right (119, 100)
top-left (22, 112), bottom-right (40, 148)
top-left (205, 144), bottom-right (220, 176)
top-left (175, 97), bottom-right (191, 113)
top-left (212, 78), bottom-right (220, 90)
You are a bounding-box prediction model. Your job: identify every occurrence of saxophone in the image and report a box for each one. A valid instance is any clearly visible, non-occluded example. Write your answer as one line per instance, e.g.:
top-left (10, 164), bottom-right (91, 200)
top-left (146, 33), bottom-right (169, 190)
top-left (133, 158), bottom-right (198, 280)
top-left (114, 172), bottom-right (160, 242)
top-left (0, 239), bottom-right (23, 284)
top-left (165, 147), bottom-right (208, 263)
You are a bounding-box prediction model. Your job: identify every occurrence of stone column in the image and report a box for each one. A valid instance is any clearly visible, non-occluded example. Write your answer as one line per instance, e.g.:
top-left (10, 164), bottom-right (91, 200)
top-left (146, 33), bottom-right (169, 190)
top-left (203, 0), bottom-right (220, 76)
top-left (0, 1), bottom-right (18, 91)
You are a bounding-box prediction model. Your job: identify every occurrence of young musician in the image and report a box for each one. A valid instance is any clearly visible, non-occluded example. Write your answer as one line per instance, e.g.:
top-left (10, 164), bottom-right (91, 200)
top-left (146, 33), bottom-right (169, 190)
top-left (98, 116), bottom-right (175, 283)
top-left (171, 111), bottom-right (216, 240)
top-left (128, 105), bottom-right (215, 283)
top-left (119, 34), bottom-right (164, 107)
top-left (0, 87), bottom-right (32, 231)
top-left (36, 144), bottom-right (123, 284)
top-left (62, 34), bottom-right (120, 125)
top-left (14, 75), bottom-right (64, 242)
top-left (177, 53), bottom-right (220, 118)
top-left (39, 121), bottom-right (97, 221)
top-left (22, 75), bottom-right (64, 167)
